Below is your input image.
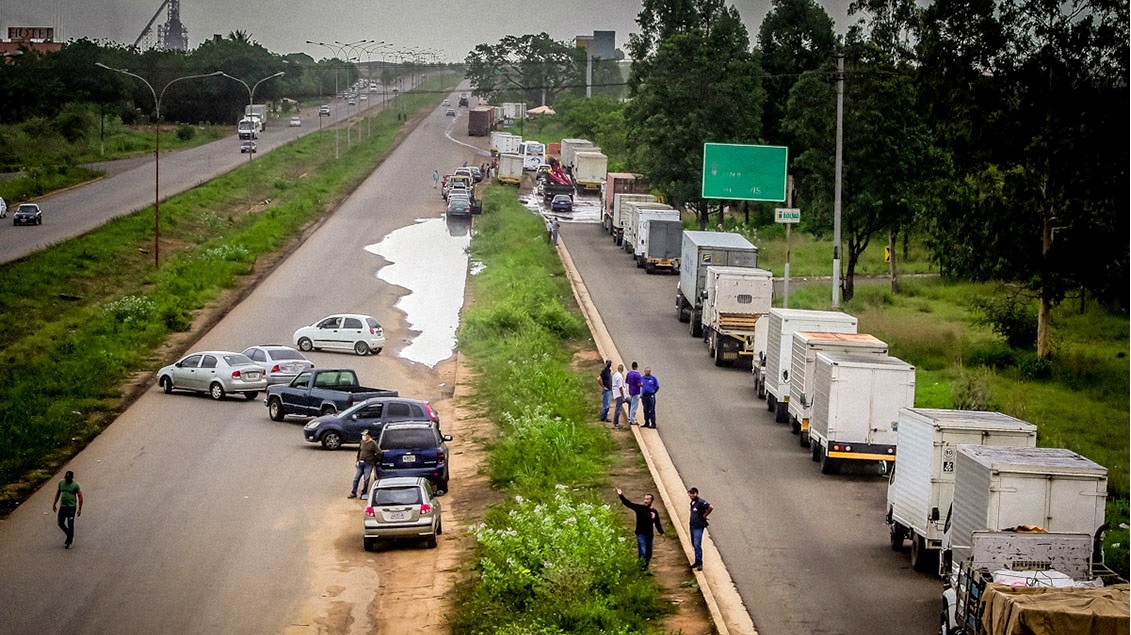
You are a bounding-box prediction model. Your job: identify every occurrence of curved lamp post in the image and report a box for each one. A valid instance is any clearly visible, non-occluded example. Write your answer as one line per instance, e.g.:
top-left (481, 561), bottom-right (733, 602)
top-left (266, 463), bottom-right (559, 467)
top-left (220, 71), bottom-right (285, 162)
top-left (95, 63), bottom-right (223, 269)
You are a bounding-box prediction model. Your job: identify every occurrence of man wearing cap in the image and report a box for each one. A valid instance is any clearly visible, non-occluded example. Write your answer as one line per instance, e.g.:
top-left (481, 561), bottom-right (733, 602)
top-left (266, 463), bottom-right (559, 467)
top-left (348, 430), bottom-right (380, 499)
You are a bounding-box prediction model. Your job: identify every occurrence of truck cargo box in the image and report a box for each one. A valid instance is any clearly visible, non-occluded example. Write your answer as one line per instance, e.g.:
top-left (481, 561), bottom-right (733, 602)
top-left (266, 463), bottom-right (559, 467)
top-left (701, 266), bottom-right (773, 367)
top-left (677, 231), bottom-right (759, 338)
top-left (560, 138), bottom-right (596, 169)
top-left (573, 151), bottom-right (608, 191)
top-left (760, 309), bottom-right (857, 422)
top-left (788, 332), bottom-right (887, 443)
top-left (622, 202), bottom-right (674, 256)
top-left (641, 218), bottom-right (683, 273)
top-left (602, 173), bottom-right (649, 234)
top-left (611, 193), bottom-right (657, 243)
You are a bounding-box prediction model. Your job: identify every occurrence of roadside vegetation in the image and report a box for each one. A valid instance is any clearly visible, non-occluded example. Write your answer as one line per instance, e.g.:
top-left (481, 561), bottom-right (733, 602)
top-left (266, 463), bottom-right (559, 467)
top-left (0, 75), bottom-right (457, 512)
top-left (450, 188), bottom-right (669, 633)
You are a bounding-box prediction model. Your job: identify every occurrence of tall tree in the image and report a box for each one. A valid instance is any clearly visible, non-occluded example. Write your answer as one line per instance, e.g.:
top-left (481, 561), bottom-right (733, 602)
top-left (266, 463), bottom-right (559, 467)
top-left (757, 0), bottom-right (836, 145)
top-left (625, 0), bottom-right (765, 227)
top-left (464, 34), bottom-right (583, 106)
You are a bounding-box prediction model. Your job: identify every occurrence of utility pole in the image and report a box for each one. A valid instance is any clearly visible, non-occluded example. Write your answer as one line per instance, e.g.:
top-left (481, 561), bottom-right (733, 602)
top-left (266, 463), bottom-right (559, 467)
top-left (832, 54), bottom-right (844, 309)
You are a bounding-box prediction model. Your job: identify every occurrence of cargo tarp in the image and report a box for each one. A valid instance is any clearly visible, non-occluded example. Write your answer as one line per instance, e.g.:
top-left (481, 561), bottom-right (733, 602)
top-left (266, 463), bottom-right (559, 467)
top-left (981, 583), bottom-right (1130, 635)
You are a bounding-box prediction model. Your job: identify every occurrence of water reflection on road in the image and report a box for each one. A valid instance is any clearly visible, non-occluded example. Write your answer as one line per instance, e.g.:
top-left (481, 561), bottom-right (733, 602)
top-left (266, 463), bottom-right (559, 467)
top-left (366, 216), bottom-right (471, 367)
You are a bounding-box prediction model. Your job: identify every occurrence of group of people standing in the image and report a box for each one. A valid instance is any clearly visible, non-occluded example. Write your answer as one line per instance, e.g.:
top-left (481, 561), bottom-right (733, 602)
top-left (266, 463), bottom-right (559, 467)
top-left (598, 360), bottom-right (659, 428)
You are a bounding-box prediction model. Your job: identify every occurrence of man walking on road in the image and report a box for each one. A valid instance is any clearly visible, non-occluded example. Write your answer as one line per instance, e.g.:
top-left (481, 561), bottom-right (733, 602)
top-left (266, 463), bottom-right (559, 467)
top-left (432, 169), bottom-right (440, 188)
top-left (348, 430), bottom-right (379, 499)
top-left (616, 487), bottom-right (664, 571)
top-left (597, 360), bottom-right (613, 422)
top-left (611, 364), bottom-right (628, 428)
top-left (625, 362), bottom-right (642, 425)
top-left (641, 367), bottom-right (660, 428)
top-left (52, 470), bottom-right (83, 549)
top-left (688, 487), bottom-right (713, 571)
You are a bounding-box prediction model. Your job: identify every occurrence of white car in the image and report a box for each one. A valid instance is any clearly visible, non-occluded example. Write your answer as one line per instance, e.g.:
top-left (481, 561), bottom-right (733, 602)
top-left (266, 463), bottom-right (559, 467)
top-left (0, 196), bottom-right (6, 218)
top-left (289, 116), bottom-right (302, 127)
top-left (157, 351), bottom-right (267, 400)
top-left (294, 314), bottom-right (386, 356)
top-left (241, 345), bottom-right (314, 385)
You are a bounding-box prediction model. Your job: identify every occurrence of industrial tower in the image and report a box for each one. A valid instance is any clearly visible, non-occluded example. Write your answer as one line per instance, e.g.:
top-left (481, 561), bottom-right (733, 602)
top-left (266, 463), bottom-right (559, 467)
top-left (134, 0), bottom-right (189, 51)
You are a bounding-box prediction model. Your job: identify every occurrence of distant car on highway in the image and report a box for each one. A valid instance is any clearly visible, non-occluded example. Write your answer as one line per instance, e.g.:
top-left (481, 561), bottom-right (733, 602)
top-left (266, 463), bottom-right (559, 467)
top-left (445, 108), bottom-right (456, 117)
top-left (551, 194), bottom-right (573, 214)
top-left (318, 105), bottom-right (331, 116)
top-left (363, 477), bottom-right (443, 550)
top-left (12, 203), bottom-right (42, 226)
top-left (240, 140), bottom-right (257, 154)
top-left (240, 345), bottom-right (314, 385)
top-left (157, 351), bottom-right (267, 400)
top-left (293, 314), bottom-right (386, 356)
top-left (289, 116), bottom-right (302, 127)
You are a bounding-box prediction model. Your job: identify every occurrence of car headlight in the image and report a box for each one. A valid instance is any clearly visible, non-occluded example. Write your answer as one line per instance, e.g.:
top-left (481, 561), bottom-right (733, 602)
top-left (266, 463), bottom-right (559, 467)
top-left (304, 421), bottom-right (319, 430)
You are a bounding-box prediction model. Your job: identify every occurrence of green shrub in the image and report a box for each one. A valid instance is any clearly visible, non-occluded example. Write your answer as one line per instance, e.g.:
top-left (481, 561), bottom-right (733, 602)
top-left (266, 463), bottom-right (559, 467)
top-left (175, 124), bottom-right (195, 142)
top-left (971, 295), bottom-right (1037, 349)
top-left (951, 366), bottom-right (995, 410)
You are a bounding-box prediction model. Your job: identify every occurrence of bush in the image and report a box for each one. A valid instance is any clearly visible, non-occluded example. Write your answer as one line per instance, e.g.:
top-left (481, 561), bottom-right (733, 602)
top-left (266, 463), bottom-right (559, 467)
top-left (951, 366), bottom-right (995, 410)
top-left (176, 124), bottom-right (196, 142)
top-left (971, 295), bottom-right (1037, 349)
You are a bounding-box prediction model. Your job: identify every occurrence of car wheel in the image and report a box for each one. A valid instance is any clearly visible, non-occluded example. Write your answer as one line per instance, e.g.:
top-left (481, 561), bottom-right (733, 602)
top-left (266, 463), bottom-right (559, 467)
top-left (37, 217), bottom-right (42, 225)
top-left (209, 383), bottom-right (226, 401)
top-left (321, 431), bottom-right (343, 450)
top-left (353, 341), bottom-right (370, 356)
top-left (160, 376), bottom-right (174, 394)
top-left (297, 337), bottom-right (314, 352)
top-left (372, 347), bottom-right (382, 355)
top-left (268, 398), bottom-right (285, 421)
top-left (436, 518), bottom-right (444, 536)
top-left (363, 538), bottom-right (376, 552)
top-left (426, 533), bottom-right (438, 549)
top-left (244, 391), bottom-right (259, 401)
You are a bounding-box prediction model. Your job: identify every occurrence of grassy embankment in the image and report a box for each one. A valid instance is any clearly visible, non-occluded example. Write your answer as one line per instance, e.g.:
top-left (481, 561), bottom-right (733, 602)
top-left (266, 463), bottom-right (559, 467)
top-left (0, 74), bottom-right (458, 511)
top-left (450, 187), bottom-right (670, 633)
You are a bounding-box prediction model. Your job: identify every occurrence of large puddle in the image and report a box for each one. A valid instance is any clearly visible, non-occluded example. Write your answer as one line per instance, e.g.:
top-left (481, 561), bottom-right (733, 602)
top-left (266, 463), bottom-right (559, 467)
top-left (366, 217), bottom-right (471, 367)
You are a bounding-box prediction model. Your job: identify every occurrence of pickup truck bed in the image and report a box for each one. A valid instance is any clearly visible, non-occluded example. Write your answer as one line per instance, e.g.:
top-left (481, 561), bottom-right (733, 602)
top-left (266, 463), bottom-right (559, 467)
top-left (265, 368), bottom-right (397, 420)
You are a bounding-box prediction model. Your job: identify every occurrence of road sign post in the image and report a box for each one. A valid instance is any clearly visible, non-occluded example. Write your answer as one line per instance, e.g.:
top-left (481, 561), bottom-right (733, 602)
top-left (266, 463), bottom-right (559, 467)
top-left (775, 204), bottom-right (800, 308)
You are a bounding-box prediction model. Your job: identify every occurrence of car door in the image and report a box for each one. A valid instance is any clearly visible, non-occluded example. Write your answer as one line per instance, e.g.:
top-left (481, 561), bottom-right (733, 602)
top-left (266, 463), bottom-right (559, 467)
top-left (346, 402), bottom-right (384, 443)
top-left (198, 355), bottom-right (220, 390)
top-left (340, 317), bottom-right (365, 350)
top-left (174, 354), bottom-right (203, 389)
top-left (286, 370), bottom-right (314, 414)
top-left (314, 316), bottom-right (342, 350)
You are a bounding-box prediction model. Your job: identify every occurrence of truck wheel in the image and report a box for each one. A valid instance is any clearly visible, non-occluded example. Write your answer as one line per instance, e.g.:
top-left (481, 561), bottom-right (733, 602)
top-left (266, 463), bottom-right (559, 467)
top-left (677, 302), bottom-right (690, 323)
top-left (889, 522), bottom-right (906, 551)
top-left (354, 341), bottom-right (371, 356)
top-left (297, 337), bottom-right (314, 352)
top-left (268, 398), bottom-right (286, 421)
top-left (689, 316), bottom-right (703, 338)
top-left (775, 401), bottom-right (789, 424)
top-left (799, 430), bottom-right (809, 447)
top-left (911, 534), bottom-right (938, 573)
top-left (810, 439), bottom-right (821, 462)
top-left (819, 448), bottom-right (838, 474)
top-left (320, 405), bottom-right (337, 417)
top-left (790, 416), bottom-right (801, 434)
top-left (644, 262), bottom-right (655, 274)
top-left (321, 431), bottom-right (343, 450)
top-left (714, 337), bottom-right (727, 367)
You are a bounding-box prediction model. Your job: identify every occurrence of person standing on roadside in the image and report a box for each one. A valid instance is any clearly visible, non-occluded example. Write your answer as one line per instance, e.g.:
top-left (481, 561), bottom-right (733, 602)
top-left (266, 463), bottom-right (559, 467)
top-left (611, 363), bottom-right (628, 428)
top-left (598, 360), bottom-right (613, 422)
top-left (688, 487), bottom-right (714, 571)
top-left (625, 362), bottom-right (642, 425)
top-left (641, 367), bottom-right (660, 428)
top-left (433, 169), bottom-right (440, 188)
top-left (616, 487), bottom-right (664, 572)
top-left (52, 470), bottom-right (83, 549)
top-left (348, 430), bottom-right (379, 499)
top-left (551, 217), bottom-right (561, 246)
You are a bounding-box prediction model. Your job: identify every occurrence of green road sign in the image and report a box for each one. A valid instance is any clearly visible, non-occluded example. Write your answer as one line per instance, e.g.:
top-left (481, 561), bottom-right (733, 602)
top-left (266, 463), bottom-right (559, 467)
top-left (701, 143), bottom-right (788, 202)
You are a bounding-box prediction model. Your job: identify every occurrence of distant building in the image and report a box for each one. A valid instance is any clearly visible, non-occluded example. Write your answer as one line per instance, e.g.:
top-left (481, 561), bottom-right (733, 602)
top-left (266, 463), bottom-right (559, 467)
top-left (573, 30), bottom-right (620, 61)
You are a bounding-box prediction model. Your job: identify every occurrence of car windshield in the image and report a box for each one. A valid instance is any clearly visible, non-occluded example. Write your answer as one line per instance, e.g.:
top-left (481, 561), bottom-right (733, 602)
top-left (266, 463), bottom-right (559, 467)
top-left (554, 196), bottom-right (570, 202)
top-left (18, 205), bottom-right (36, 212)
top-left (380, 429), bottom-right (438, 449)
top-left (372, 486), bottom-right (423, 506)
top-left (222, 354), bottom-right (254, 366)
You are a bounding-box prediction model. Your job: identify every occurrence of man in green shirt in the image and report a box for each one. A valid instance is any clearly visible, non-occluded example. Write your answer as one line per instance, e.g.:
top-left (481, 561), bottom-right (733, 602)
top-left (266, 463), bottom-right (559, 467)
top-left (52, 470), bottom-right (83, 549)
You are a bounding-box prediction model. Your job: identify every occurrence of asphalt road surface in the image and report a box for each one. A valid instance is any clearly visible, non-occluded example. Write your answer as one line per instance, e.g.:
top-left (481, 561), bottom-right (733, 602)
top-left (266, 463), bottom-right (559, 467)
top-left (560, 221), bottom-right (940, 635)
top-left (0, 88), bottom-right (483, 635)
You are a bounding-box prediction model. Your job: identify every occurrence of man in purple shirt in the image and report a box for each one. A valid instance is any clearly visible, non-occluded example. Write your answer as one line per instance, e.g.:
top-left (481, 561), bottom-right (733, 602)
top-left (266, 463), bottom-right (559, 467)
top-left (625, 362), bottom-right (643, 425)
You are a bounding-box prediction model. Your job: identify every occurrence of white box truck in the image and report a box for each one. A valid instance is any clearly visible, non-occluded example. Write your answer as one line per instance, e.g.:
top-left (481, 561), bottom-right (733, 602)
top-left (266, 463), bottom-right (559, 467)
top-left (497, 153), bottom-right (524, 186)
top-left (676, 231), bottom-right (759, 338)
top-left (808, 352), bottom-right (915, 474)
top-left (560, 138), bottom-right (596, 169)
top-left (490, 131), bottom-right (522, 156)
top-left (572, 151), bottom-right (607, 191)
top-left (947, 445), bottom-right (1108, 568)
top-left (885, 409), bottom-right (1037, 574)
top-left (788, 332), bottom-right (888, 445)
top-left (611, 193), bottom-right (657, 246)
top-left (245, 104), bottom-right (267, 127)
top-left (622, 202), bottom-right (674, 256)
top-left (638, 217), bottom-right (683, 274)
top-left (701, 266), bottom-right (773, 368)
top-left (756, 309), bottom-right (858, 423)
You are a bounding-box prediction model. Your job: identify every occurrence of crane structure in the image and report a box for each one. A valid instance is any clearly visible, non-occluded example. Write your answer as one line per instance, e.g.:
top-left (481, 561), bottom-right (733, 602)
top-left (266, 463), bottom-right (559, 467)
top-left (134, 0), bottom-right (188, 51)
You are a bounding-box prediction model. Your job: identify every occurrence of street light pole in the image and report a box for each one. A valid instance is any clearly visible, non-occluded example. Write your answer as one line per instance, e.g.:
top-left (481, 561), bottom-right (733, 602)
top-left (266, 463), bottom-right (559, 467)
top-left (95, 63), bottom-right (223, 269)
top-left (220, 71), bottom-right (285, 162)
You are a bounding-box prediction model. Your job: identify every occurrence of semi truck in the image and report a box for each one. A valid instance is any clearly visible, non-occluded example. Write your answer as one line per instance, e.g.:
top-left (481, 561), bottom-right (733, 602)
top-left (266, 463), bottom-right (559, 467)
top-left (807, 352), bottom-right (916, 475)
top-left (602, 173), bottom-right (649, 235)
top-left (497, 153), bottom-right (524, 186)
top-left (787, 331), bottom-right (888, 445)
top-left (621, 201), bottom-right (674, 255)
top-left (885, 409), bottom-right (1038, 574)
top-left (700, 266), bottom-right (774, 368)
top-left (468, 106), bottom-right (494, 136)
top-left (638, 217), bottom-right (683, 274)
top-left (245, 104), bottom-right (267, 127)
top-left (755, 308), bottom-right (858, 423)
top-left (676, 231), bottom-right (759, 338)
top-left (560, 138), bottom-right (597, 170)
top-left (572, 151), bottom-right (608, 191)
top-left (610, 193), bottom-right (657, 245)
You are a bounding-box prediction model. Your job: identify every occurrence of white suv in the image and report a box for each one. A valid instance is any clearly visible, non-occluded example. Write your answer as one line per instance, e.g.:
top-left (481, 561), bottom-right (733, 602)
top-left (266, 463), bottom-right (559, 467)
top-left (293, 314), bottom-right (386, 356)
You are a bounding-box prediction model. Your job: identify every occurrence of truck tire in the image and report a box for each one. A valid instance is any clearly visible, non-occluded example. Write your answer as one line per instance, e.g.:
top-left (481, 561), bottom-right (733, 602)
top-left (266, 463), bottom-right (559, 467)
top-left (810, 439), bottom-right (821, 462)
top-left (714, 336), bottom-right (727, 367)
top-left (790, 416), bottom-right (801, 434)
top-left (775, 400), bottom-right (789, 424)
top-left (799, 430), bottom-right (809, 447)
top-left (677, 300), bottom-right (690, 323)
top-left (644, 262), bottom-right (656, 274)
top-left (911, 534), bottom-right (938, 573)
top-left (320, 405), bottom-right (337, 416)
top-left (889, 522), bottom-right (906, 551)
top-left (766, 393), bottom-right (776, 412)
top-left (819, 447), bottom-right (838, 474)
top-left (268, 397), bottom-right (286, 421)
top-left (689, 312), bottom-right (703, 338)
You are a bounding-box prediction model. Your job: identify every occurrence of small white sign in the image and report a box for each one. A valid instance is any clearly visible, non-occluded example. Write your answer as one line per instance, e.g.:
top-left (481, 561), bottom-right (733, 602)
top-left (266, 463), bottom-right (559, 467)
top-left (775, 208), bottom-right (801, 224)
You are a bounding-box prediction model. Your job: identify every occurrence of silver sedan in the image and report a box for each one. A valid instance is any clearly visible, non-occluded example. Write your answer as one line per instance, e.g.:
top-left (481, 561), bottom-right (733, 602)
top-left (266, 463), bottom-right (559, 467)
top-left (156, 351), bottom-right (268, 400)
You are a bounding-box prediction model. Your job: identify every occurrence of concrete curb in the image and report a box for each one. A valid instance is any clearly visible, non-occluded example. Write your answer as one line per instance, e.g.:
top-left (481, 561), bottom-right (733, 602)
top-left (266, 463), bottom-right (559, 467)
top-left (556, 240), bottom-right (759, 635)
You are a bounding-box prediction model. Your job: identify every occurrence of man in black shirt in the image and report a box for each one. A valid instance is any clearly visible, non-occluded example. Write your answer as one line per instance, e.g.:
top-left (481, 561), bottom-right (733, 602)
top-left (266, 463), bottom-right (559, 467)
top-left (616, 487), bottom-right (665, 572)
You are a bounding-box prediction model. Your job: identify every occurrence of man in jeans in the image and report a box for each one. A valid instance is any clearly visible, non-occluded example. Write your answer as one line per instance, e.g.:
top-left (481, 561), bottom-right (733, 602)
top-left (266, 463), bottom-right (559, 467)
top-left (52, 470), bottom-right (83, 549)
top-left (640, 367), bottom-right (660, 428)
top-left (625, 362), bottom-right (642, 425)
top-left (597, 360), bottom-right (613, 422)
top-left (688, 487), bottom-right (714, 571)
top-left (348, 430), bottom-right (380, 499)
top-left (616, 487), bottom-right (664, 572)
top-left (611, 364), bottom-right (628, 428)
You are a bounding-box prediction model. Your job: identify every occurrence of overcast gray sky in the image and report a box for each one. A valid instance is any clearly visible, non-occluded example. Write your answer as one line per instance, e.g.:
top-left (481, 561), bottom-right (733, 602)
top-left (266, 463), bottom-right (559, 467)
top-left (2, 1), bottom-right (854, 62)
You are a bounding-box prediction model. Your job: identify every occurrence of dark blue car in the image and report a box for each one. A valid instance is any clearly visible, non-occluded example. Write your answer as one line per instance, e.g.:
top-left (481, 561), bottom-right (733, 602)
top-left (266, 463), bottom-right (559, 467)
top-left (303, 397), bottom-right (439, 450)
top-left (375, 422), bottom-right (451, 493)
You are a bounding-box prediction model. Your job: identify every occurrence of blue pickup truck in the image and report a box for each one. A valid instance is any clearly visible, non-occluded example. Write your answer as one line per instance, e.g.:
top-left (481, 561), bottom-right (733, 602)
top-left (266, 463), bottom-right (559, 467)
top-left (265, 368), bottom-right (397, 421)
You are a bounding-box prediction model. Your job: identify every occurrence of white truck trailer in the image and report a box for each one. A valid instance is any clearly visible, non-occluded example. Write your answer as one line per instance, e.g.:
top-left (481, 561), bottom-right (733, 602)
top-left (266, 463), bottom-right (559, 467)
top-left (947, 445), bottom-right (1108, 569)
top-left (756, 308), bottom-right (858, 423)
top-left (885, 409), bottom-right (1038, 574)
top-left (490, 131), bottom-right (522, 156)
top-left (638, 217), bottom-right (683, 274)
top-left (700, 266), bottom-right (773, 368)
top-left (611, 193), bottom-right (657, 246)
top-left (787, 332), bottom-right (888, 445)
top-left (676, 231), bottom-right (759, 338)
top-left (560, 138), bottom-right (596, 170)
top-left (245, 104), bottom-right (267, 127)
top-left (572, 151), bottom-right (607, 191)
top-left (497, 153), bottom-right (524, 186)
top-left (622, 202), bottom-right (675, 256)
top-left (808, 352), bottom-right (915, 474)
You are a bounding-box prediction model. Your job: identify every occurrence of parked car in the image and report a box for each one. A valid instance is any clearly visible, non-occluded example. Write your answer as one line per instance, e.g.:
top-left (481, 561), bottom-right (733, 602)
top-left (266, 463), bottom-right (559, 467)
top-left (319, 105), bottom-right (331, 116)
top-left (0, 196), bottom-right (6, 218)
top-left (446, 196), bottom-right (471, 217)
top-left (375, 421), bottom-right (452, 492)
top-left (12, 203), bottom-right (41, 226)
top-left (157, 351), bottom-right (267, 400)
top-left (551, 194), bottom-right (573, 213)
top-left (241, 345), bottom-right (314, 385)
top-left (289, 116), bottom-right (302, 127)
top-left (441, 99), bottom-right (450, 107)
top-left (293, 314), bottom-right (386, 356)
top-left (303, 397), bottom-right (440, 449)
top-left (363, 477), bottom-right (442, 550)
top-left (468, 166), bottom-right (483, 182)
top-left (445, 108), bottom-right (456, 117)
top-left (266, 368), bottom-right (397, 420)
top-left (240, 140), bottom-right (257, 154)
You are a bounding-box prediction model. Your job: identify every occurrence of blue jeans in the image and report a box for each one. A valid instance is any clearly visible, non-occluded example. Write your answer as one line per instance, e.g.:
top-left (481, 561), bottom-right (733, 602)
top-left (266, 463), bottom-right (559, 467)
top-left (57, 507), bottom-right (76, 545)
top-left (613, 397), bottom-right (627, 425)
top-left (600, 389), bottom-right (611, 421)
top-left (636, 533), bottom-right (654, 568)
top-left (642, 393), bottom-right (657, 427)
top-left (690, 526), bottom-right (705, 566)
top-left (629, 394), bottom-right (640, 422)
top-left (351, 461), bottom-right (375, 496)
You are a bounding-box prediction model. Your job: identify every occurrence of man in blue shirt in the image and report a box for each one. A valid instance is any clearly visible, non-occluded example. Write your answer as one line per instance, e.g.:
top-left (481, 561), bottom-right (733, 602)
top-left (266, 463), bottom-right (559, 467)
top-left (688, 487), bottom-right (713, 571)
top-left (640, 367), bottom-right (660, 428)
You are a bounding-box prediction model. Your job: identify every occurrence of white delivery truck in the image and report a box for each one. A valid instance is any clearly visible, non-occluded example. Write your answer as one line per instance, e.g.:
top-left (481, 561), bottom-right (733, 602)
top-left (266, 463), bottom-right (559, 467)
top-left (245, 104), bottom-right (267, 127)
top-left (638, 216), bottom-right (683, 274)
top-left (788, 332), bottom-right (888, 445)
top-left (560, 138), bottom-right (597, 170)
top-left (701, 266), bottom-right (773, 368)
top-left (808, 352), bottom-right (915, 475)
top-left (490, 131), bottom-right (522, 156)
top-left (885, 409), bottom-right (1037, 574)
top-left (756, 308), bottom-right (858, 423)
top-left (622, 202), bottom-right (675, 256)
top-left (572, 151), bottom-right (608, 191)
top-left (497, 153), bottom-right (524, 186)
top-left (946, 445), bottom-right (1108, 569)
top-left (676, 231), bottom-right (759, 338)
top-left (611, 193), bottom-right (657, 246)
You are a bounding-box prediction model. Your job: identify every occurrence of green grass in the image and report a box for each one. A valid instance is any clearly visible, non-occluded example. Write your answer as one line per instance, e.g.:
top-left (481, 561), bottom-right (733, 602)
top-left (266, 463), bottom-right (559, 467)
top-left (0, 74), bottom-right (459, 509)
